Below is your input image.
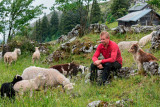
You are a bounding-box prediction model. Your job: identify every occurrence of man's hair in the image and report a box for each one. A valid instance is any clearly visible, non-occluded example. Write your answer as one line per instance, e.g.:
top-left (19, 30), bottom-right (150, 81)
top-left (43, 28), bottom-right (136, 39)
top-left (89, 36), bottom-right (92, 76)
top-left (100, 31), bottom-right (110, 39)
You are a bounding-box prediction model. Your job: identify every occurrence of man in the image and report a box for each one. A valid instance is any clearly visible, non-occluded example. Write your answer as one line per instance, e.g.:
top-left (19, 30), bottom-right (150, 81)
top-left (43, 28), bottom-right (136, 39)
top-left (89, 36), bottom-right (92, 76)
top-left (90, 31), bottom-right (122, 85)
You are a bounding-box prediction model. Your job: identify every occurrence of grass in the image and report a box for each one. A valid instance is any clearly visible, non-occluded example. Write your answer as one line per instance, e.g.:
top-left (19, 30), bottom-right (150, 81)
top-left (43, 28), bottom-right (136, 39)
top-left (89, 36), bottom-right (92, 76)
top-left (1, 56), bottom-right (160, 106)
top-left (0, 23), bottom-right (160, 106)
top-left (107, 21), bottom-right (118, 29)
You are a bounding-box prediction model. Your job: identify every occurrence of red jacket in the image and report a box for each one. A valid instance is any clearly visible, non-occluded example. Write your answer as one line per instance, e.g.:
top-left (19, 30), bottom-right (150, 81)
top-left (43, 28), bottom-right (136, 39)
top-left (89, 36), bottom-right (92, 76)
top-left (92, 40), bottom-right (122, 66)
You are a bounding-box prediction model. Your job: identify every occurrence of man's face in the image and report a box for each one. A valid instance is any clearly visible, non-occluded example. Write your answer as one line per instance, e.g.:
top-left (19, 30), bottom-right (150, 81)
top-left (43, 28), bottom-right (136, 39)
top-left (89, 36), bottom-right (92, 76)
top-left (100, 35), bottom-right (109, 46)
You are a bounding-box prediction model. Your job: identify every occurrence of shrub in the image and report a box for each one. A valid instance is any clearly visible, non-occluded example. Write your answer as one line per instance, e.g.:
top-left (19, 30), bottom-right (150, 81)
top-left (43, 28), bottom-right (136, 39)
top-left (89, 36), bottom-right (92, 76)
top-left (5, 36), bottom-right (37, 54)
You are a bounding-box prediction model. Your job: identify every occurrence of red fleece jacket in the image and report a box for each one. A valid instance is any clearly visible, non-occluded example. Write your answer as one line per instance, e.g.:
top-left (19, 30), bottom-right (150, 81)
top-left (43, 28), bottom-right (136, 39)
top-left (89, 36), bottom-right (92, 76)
top-left (92, 40), bottom-right (122, 66)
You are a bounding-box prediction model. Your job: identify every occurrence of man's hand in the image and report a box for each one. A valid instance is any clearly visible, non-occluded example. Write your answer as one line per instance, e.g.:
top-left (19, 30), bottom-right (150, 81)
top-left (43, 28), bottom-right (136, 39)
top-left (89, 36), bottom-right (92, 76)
top-left (97, 64), bottom-right (103, 69)
top-left (94, 60), bottom-right (102, 66)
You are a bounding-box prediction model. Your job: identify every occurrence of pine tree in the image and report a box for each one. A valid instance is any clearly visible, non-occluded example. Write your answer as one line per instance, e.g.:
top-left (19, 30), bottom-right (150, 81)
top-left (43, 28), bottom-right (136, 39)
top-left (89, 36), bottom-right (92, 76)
top-left (111, 0), bottom-right (130, 19)
top-left (60, 10), bottom-right (80, 35)
top-left (50, 11), bottom-right (59, 38)
top-left (90, 0), bottom-right (102, 24)
top-left (33, 18), bottom-right (43, 43)
top-left (35, 21), bottom-right (39, 41)
top-left (41, 14), bottom-right (50, 42)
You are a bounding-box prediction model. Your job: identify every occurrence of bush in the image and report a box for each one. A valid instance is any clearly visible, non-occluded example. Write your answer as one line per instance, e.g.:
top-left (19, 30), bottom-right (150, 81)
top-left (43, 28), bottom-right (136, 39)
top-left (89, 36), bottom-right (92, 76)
top-left (105, 13), bottom-right (116, 24)
top-left (5, 36), bottom-right (37, 54)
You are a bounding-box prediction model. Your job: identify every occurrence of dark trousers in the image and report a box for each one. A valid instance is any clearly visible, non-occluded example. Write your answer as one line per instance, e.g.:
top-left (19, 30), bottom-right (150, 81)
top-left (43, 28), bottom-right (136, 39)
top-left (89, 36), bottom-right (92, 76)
top-left (90, 61), bottom-right (121, 85)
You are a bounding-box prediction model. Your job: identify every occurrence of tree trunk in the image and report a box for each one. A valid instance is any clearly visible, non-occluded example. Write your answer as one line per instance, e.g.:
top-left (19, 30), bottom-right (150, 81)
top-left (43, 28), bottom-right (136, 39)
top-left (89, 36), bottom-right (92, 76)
top-left (2, 33), bottom-right (5, 56)
top-left (7, 24), bottom-right (12, 43)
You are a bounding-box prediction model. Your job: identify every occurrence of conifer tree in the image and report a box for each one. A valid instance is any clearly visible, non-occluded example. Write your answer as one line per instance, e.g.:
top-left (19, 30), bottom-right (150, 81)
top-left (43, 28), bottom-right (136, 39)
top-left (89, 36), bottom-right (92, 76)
top-left (60, 10), bottom-right (80, 35)
top-left (90, 0), bottom-right (102, 24)
top-left (41, 14), bottom-right (49, 42)
top-left (35, 21), bottom-right (39, 41)
top-left (110, 0), bottom-right (130, 19)
top-left (50, 11), bottom-right (59, 38)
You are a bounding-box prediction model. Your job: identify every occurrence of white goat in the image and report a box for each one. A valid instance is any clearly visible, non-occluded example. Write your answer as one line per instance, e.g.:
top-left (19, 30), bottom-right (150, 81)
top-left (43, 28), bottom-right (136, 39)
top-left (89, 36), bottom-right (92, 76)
top-left (32, 47), bottom-right (40, 63)
top-left (4, 48), bottom-right (21, 64)
top-left (118, 41), bottom-right (138, 51)
top-left (138, 31), bottom-right (155, 47)
top-left (21, 66), bottom-right (74, 91)
top-left (13, 73), bottom-right (46, 97)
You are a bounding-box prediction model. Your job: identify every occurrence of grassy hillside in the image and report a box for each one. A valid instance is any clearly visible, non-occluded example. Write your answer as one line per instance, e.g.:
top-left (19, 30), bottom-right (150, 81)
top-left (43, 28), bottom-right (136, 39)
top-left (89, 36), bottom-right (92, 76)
top-left (1, 25), bottom-right (160, 106)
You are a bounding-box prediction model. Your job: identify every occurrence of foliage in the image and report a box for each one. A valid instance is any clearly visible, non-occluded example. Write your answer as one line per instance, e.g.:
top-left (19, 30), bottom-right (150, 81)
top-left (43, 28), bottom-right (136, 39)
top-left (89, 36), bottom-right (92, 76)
top-left (32, 18), bottom-right (43, 43)
top-left (16, 26), bottom-right (32, 39)
top-left (90, 0), bottom-right (102, 24)
top-left (110, 0), bottom-right (130, 19)
top-left (31, 11), bottom-right (60, 43)
top-left (51, 31), bottom-right (61, 40)
top-left (147, 0), bottom-right (160, 9)
top-left (53, 0), bottom-right (92, 37)
top-left (6, 36), bottom-right (37, 53)
top-left (41, 14), bottom-right (50, 42)
top-left (105, 13), bottom-right (116, 24)
top-left (50, 11), bottom-right (59, 38)
top-left (35, 18), bottom-right (42, 42)
top-left (0, 0), bottom-right (45, 43)
top-left (59, 9), bottom-right (81, 35)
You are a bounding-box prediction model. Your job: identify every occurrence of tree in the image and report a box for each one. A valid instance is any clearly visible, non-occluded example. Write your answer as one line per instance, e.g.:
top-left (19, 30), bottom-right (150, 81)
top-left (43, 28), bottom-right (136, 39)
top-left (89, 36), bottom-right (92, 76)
top-left (53, 0), bottom-right (92, 37)
top-left (0, 0), bottom-right (10, 44)
top-left (16, 26), bottom-right (32, 38)
top-left (90, 0), bottom-right (102, 24)
top-left (50, 11), bottom-right (59, 38)
top-left (147, 0), bottom-right (160, 9)
top-left (110, 0), bottom-right (130, 19)
top-left (41, 14), bottom-right (50, 42)
top-left (0, 0), bottom-right (45, 43)
top-left (59, 9), bottom-right (81, 35)
top-left (105, 13), bottom-right (115, 24)
top-left (37, 18), bottom-right (42, 42)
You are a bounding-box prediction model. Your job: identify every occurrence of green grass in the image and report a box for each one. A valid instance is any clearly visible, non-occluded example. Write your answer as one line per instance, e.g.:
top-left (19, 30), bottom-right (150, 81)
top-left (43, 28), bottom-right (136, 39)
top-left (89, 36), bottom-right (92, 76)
top-left (1, 28), bottom-right (160, 106)
top-left (107, 21), bottom-right (118, 29)
top-left (1, 55), bottom-right (160, 106)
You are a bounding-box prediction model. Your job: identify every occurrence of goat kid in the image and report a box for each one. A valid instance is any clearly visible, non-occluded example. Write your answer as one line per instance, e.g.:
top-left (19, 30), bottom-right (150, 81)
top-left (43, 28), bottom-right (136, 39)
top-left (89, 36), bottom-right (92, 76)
top-left (32, 47), bottom-right (40, 63)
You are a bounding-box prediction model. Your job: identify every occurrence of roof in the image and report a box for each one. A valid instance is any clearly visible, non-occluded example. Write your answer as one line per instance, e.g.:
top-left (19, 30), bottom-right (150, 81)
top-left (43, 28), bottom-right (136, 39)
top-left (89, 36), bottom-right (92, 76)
top-left (117, 9), bottom-right (152, 22)
top-left (129, 2), bottom-right (148, 11)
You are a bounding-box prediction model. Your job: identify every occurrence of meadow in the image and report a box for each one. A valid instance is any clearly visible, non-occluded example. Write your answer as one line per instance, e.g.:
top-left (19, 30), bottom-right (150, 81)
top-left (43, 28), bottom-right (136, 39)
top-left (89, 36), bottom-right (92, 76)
top-left (0, 23), bottom-right (160, 106)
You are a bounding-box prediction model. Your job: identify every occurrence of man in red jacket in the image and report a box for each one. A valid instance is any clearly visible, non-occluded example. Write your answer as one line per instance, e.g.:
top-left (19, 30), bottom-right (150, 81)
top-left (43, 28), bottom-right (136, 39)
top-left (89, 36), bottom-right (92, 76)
top-left (90, 31), bottom-right (122, 85)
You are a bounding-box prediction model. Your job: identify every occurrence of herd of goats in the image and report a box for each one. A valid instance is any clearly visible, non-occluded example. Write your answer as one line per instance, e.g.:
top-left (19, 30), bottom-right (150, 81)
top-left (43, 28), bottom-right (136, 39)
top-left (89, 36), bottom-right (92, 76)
top-left (1, 47), bottom-right (87, 100)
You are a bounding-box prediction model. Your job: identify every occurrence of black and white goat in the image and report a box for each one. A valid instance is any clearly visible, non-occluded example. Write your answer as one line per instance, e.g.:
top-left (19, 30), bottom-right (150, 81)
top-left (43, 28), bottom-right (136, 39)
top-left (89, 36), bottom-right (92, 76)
top-left (50, 63), bottom-right (88, 78)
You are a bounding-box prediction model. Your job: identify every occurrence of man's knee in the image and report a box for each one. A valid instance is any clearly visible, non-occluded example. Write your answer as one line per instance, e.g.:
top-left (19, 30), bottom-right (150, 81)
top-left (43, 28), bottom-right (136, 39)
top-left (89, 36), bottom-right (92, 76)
top-left (91, 63), bottom-right (96, 67)
top-left (104, 63), bottom-right (112, 67)
top-left (90, 63), bottom-right (97, 70)
top-left (103, 63), bottom-right (112, 70)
